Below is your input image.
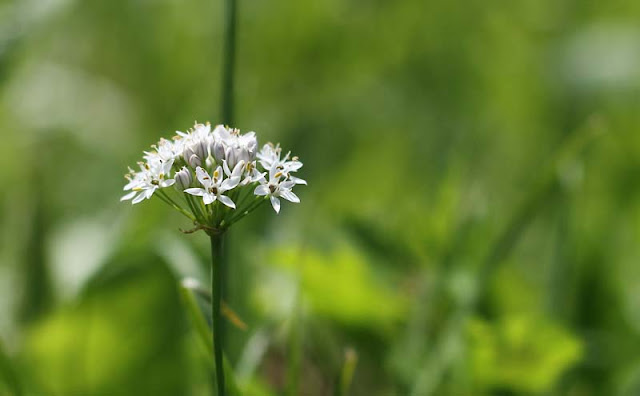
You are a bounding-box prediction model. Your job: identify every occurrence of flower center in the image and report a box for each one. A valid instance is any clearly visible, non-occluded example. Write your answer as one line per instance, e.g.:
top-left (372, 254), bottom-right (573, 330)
top-left (268, 184), bottom-right (276, 194)
top-left (209, 186), bottom-right (219, 195)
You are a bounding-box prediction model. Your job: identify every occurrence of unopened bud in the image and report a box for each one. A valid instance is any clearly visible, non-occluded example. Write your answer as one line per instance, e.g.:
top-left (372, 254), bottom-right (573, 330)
top-left (175, 167), bottom-right (193, 190)
top-left (194, 140), bottom-right (208, 161)
top-left (226, 147), bottom-right (237, 168)
top-left (212, 140), bottom-right (226, 162)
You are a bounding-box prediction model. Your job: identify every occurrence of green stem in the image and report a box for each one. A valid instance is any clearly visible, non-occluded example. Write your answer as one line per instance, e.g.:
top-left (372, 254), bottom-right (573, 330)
top-left (210, 233), bottom-right (226, 396)
top-left (221, 0), bottom-right (237, 126)
top-left (156, 191), bottom-right (196, 221)
top-left (226, 198), bottom-right (265, 226)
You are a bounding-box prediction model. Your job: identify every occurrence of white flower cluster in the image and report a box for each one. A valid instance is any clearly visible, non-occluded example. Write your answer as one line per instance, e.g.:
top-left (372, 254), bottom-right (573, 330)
top-left (121, 122), bottom-right (305, 228)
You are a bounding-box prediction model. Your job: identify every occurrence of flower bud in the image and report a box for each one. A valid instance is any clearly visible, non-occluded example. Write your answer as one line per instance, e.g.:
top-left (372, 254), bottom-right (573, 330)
top-left (212, 140), bottom-right (226, 162)
top-left (175, 167), bottom-right (193, 190)
top-left (226, 147), bottom-right (237, 168)
top-left (194, 140), bottom-right (208, 161)
top-left (183, 146), bottom-right (202, 168)
top-left (247, 148), bottom-right (256, 161)
top-left (238, 148), bottom-right (251, 164)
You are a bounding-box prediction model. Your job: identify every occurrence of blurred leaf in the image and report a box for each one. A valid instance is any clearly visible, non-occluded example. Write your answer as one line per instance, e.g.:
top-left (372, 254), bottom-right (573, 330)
top-left (0, 339), bottom-right (22, 396)
top-left (467, 314), bottom-right (583, 393)
top-left (260, 244), bottom-right (408, 330)
top-left (178, 280), bottom-right (242, 396)
top-left (20, 257), bottom-right (186, 396)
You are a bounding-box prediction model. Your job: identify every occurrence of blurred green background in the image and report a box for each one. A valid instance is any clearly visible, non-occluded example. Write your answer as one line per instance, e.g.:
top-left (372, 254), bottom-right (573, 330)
top-left (1, 0), bottom-right (640, 395)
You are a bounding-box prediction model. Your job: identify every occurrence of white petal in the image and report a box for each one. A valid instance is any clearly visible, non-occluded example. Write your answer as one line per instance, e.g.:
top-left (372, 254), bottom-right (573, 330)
top-left (161, 179), bottom-right (175, 188)
top-left (232, 160), bottom-right (245, 178)
top-left (195, 167), bottom-right (211, 186)
top-left (144, 187), bottom-right (156, 198)
top-left (221, 176), bottom-right (240, 190)
top-left (280, 181), bottom-right (295, 190)
top-left (269, 164), bottom-right (279, 181)
top-left (184, 188), bottom-right (205, 196)
top-left (290, 176), bottom-right (307, 185)
top-left (223, 159), bottom-right (232, 176)
top-left (254, 185), bottom-right (269, 196)
top-left (213, 166), bottom-right (224, 183)
top-left (162, 158), bottom-right (175, 173)
top-left (218, 195), bottom-right (236, 209)
top-left (123, 179), bottom-right (139, 190)
top-left (280, 190), bottom-right (300, 203)
top-left (132, 192), bottom-right (147, 204)
top-left (120, 191), bottom-right (137, 201)
top-left (270, 196), bottom-right (281, 213)
top-left (285, 161), bottom-right (303, 172)
top-left (203, 193), bottom-right (216, 205)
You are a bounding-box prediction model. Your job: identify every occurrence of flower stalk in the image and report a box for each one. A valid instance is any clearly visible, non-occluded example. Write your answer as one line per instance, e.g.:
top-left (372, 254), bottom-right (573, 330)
top-left (210, 232), bottom-right (226, 396)
top-left (121, 123), bottom-right (306, 396)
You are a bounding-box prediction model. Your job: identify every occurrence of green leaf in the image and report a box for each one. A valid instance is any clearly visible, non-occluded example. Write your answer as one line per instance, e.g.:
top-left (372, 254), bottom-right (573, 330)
top-left (467, 314), bottom-right (583, 393)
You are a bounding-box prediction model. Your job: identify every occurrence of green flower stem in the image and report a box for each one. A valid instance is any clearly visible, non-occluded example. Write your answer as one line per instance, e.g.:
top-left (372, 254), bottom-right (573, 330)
top-left (156, 190), bottom-right (196, 221)
top-left (183, 194), bottom-right (203, 222)
top-left (185, 193), bottom-right (208, 225)
top-left (225, 198), bottom-right (265, 227)
top-left (220, 0), bottom-right (237, 125)
top-left (210, 232), bottom-right (226, 396)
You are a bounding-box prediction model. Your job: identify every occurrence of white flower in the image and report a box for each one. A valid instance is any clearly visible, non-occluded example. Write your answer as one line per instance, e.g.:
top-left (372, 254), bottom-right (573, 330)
top-left (184, 166), bottom-right (239, 208)
top-left (257, 143), bottom-right (306, 185)
top-left (144, 138), bottom-right (180, 163)
top-left (177, 122), bottom-right (213, 168)
top-left (256, 143), bottom-right (281, 170)
top-left (213, 125), bottom-right (258, 167)
top-left (254, 165), bottom-right (299, 213)
top-left (121, 121), bottom-right (305, 223)
top-left (239, 161), bottom-right (266, 186)
top-left (121, 159), bottom-right (176, 204)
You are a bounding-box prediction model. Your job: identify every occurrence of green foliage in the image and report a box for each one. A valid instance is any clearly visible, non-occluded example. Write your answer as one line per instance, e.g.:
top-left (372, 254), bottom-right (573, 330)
top-left (259, 244), bottom-right (407, 330)
top-left (1, 0), bottom-right (640, 394)
top-left (468, 314), bottom-right (583, 393)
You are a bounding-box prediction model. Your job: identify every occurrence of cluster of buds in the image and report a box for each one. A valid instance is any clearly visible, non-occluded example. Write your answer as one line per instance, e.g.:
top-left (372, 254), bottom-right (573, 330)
top-left (121, 122), bottom-right (306, 231)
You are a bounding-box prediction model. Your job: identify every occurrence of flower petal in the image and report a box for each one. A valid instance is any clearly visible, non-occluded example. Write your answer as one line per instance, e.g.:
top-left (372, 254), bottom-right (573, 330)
top-left (120, 191), bottom-right (137, 201)
top-left (280, 190), bottom-right (300, 203)
top-left (132, 192), bottom-right (147, 204)
top-left (203, 193), bottom-right (216, 205)
top-left (184, 188), bottom-right (205, 196)
top-left (254, 185), bottom-right (269, 196)
top-left (289, 175), bottom-right (307, 185)
top-left (195, 167), bottom-right (211, 186)
top-left (222, 176), bottom-right (240, 191)
top-left (232, 160), bottom-right (245, 178)
top-left (144, 187), bottom-right (156, 198)
top-left (218, 195), bottom-right (236, 209)
top-left (161, 179), bottom-right (175, 188)
top-left (270, 196), bottom-right (281, 213)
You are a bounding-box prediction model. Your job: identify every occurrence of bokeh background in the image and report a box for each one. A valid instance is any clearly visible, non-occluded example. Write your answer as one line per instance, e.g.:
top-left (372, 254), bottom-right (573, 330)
top-left (1, 0), bottom-right (640, 395)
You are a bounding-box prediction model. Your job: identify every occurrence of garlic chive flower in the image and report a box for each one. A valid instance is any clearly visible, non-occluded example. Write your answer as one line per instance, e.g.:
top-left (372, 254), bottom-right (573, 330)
top-left (121, 122), bottom-right (305, 231)
top-left (254, 165), bottom-right (300, 213)
top-left (185, 165), bottom-right (239, 208)
top-left (121, 158), bottom-right (176, 204)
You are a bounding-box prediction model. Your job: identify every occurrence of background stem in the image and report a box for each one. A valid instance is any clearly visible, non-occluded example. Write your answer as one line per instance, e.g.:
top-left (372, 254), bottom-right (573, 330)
top-left (220, 0), bottom-right (237, 126)
top-left (210, 233), bottom-right (226, 396)
top-left (219, 0), bottom-right (238, 354)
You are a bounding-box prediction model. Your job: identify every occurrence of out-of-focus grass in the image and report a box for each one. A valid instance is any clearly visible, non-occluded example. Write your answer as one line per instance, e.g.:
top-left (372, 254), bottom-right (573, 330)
top-left (1, 0), bottom-right (640, 395)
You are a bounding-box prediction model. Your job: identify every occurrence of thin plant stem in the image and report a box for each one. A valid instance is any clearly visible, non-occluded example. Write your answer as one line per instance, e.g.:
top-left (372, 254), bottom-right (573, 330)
top-left (226, 198), bottom-right (265, 226)
top-left (156, 190), bottom-right (196, 221)
top-left (210, 233), bottom-right (226, 396)
top-left (220, 0), bottom-right (237, 126)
